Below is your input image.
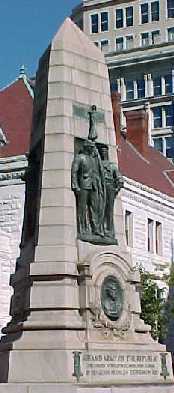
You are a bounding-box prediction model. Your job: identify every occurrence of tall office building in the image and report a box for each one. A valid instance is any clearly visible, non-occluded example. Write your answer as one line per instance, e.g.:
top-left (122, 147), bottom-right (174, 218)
top-left (72, 0), bottom-right (174, 159)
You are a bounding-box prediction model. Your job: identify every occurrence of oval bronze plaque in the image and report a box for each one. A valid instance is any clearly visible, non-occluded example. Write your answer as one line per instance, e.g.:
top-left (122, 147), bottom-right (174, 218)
top-left (101, 275), bottom-right (124, 321)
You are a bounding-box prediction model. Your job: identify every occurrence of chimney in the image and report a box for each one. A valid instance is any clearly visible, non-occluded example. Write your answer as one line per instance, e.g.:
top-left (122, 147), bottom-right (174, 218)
top-left (111, 92), bottom-right (122, 145)
top-left (125, 110), bottom-right (148, 154)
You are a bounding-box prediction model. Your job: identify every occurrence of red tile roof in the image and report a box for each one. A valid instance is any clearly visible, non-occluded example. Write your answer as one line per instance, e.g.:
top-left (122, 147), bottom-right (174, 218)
top-left (0, 79), bottom-right (33, 157)
top-left (118, 136), bottom-right (174, 198)
top-left (112, 92), bottom-right (174, 198)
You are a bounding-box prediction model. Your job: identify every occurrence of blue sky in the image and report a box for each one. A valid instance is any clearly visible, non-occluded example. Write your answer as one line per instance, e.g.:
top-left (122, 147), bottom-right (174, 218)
top-left (0, 1), bottom-right (79, 88)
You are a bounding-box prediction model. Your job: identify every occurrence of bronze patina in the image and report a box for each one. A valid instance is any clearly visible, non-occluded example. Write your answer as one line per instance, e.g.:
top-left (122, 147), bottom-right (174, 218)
top-left (71, 105), bottom-right (123, 245)
top-left (101, 275), bottom-right (124, 321)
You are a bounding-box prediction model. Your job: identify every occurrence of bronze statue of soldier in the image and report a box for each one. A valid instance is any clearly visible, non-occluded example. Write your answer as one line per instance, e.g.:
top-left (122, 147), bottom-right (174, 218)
top-left (71, 140), bottom-right (105, 240)
top-left (100, 145), bottom-right (123, 239)
top-left (71, 105), bottom-right (123, 244)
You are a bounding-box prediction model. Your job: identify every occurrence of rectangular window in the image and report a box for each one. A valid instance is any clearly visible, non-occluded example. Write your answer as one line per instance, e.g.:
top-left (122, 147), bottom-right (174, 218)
top-left (116, 9), bottom-right (124, 28)
top-left (153, 107), bottom-right (162, 128)
top-left (126, 6), bottom-right (133, 26)
top-left (91, 14), bottom-right (99, 33)
top-left (141, 3), bottom-right (149, 23)
top-left (126, 35), bottom-right (134, 49)
top-left (110, 80), bottom-right (118, 92)
top-left (101, 12), bottom-right (108, 32)
top-left (153, 137), bottom-right (163, 153)
top-left (165, 105), bottom-right (173, 127)
top-left (152, 30), bottom-right (160, 44)
top-left (165, 75), bottom-right (173, 94)
top-left (156, 222), bottom-right (162, 255)
top-left (100, 39), bottom-right (109, 52)
top-left (153, 76), bottom-right (162, 96)
top-left (151, 1), bottom-right (159, 21)
top-left (148, 218), bottom-right (154, 252)
top-left (125, 210), bottom-right (133, 247)
top-left (126, 80), bottom-right (134, 100)
top-left (137, 79), bottom-right (145, 98)
top-left (141, 32), bottom-right (149, 47)
top-left (116, 37), bottom-right (124, 51)
top-left (94, 41), bottom-right (99, 47)
top-left (168, 27), bottom-right (174, 41)
top-left (153, 136), bottom-right (174, 158)
top-left (166, 136), bottom-right (174, 158)
top-left (167, 0), bottom-right (174, 18)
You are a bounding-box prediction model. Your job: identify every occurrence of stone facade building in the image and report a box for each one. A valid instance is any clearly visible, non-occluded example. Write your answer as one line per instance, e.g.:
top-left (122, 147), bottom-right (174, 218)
top-left (112, 94), bottom-right (174, 288)
top-left (0, 69), bottom-right (33, 333)
top-left (72, 0), bottom-right (174, 159)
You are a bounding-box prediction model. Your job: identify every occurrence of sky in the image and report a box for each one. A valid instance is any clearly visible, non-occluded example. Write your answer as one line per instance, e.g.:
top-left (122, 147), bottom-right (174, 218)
top-left (0, 0), bottom-right (79, 89)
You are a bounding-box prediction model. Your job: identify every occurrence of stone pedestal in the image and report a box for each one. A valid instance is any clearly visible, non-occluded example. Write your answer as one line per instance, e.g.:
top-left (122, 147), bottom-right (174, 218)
top-left (0, 18), bottom-right (173, 392)
top-left (0, 384), bottom-right (174, 393)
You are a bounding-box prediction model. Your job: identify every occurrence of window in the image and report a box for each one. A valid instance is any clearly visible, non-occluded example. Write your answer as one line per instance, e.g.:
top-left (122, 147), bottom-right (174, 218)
top-left (125, 210), bottom-right (133, 247)
top-left (126, 35), bottom-right (133, 49)
top-left (166, 136), bottom-right (174, 157)
top-left (152, 30), bottom-right (160, 44)
top-left (141, 3), bottom-right (149, 23)
top-left (110, 80), bottom-right (118, 92)
top-left (141, 31), bottom-right (160, 47)
top-left (165, 105), bottom-right (173, 126)
top-left (100, 39), bottom-right (109, 52)
top-left (152, 105), bottom-right (173, 128)
top-left (126, 80), bottom-right (134, 100)
top-left (148, 219), bottom-right (162, 254)
top-left (153, 107), bottom-right (162, 128)
top-left (94, 41), bottom-right (99, 47)
top-left (101, 12), bottom-right (108, 32)
top-left (153, 136), bottom-right (174, 158)
top-left (137, 79), bottom-right (145, 98)
top-left (156, 222), bottom-right (162, 254)
top-left (165, 75), bottom-right (173, 94)
top-left (116, 37), bottom-right (124, 51)
top-left (167, 0), bottom-right (174, 18)
top-left (148, 219), bottom-right (154, 252)
top-left (141, 32), bottom-right (149, 47)
top-left (151, 1), bottom-right (159, 21)
top-left (116, 9), bottom-right (124, 28)
top-left (91, 14), bottom-right (99, 33)
top-left (153, 137), bottom-right (163, 153)
top-left (153, 75), bottom-right (172, 96)
top-left (168, 27), bottom-right (174, 41)
top-left (153, 76), bottom-right (162, 96)
top-left (126, 6), bottom-right (133, 26)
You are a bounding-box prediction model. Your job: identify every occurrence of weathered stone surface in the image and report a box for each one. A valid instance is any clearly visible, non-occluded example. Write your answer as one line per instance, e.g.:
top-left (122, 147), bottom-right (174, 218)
top-left (0, 17), bottom-right (173, 390)
top-left (0, 159), bottom-right (26, 335)
top-left (0, 384), bottom-right (174, 393)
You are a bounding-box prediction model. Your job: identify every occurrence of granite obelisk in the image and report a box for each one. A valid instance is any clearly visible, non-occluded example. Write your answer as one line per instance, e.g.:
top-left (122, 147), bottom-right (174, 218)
top-left (0, 18), bottom-right (173, 393)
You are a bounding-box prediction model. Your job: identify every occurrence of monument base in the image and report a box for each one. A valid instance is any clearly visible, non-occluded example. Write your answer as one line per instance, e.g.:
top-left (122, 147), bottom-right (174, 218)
top-left (0, 383), bottom-right (174, 393)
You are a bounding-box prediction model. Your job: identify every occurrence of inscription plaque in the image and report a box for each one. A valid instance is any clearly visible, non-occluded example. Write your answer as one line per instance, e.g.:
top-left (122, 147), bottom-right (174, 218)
top-left (72, 350), bottom-right (173, 384)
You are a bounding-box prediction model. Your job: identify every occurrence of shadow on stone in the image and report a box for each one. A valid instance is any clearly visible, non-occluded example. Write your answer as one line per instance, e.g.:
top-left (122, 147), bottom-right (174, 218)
top-left (0, 46), bottom-right (50, 384)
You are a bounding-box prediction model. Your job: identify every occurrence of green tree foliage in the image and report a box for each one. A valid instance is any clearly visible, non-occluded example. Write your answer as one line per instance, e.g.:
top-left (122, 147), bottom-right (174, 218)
top-left (168, 263), bottom-right (174, 287)
top-left (139, 268), bottom-right (167, 341)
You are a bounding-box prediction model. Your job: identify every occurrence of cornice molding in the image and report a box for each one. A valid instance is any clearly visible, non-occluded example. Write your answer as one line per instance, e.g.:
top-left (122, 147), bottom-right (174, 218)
top-left (123, 176), bottom-right (174, 211)
top-left (0, 155), bottom-right (28, 186)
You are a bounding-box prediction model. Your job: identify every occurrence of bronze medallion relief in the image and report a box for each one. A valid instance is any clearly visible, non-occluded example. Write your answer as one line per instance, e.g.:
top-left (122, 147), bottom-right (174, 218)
top-left (101, 275), bottom-right (124, 321)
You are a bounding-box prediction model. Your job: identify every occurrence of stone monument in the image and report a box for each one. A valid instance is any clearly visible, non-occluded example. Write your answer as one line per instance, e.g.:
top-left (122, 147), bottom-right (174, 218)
top-left (0, 18), bottom-right (173, 393)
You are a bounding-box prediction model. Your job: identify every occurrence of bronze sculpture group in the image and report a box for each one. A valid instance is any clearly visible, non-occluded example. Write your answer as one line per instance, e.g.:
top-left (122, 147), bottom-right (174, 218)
top-left (71, 106), bottom-right (123, 244)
